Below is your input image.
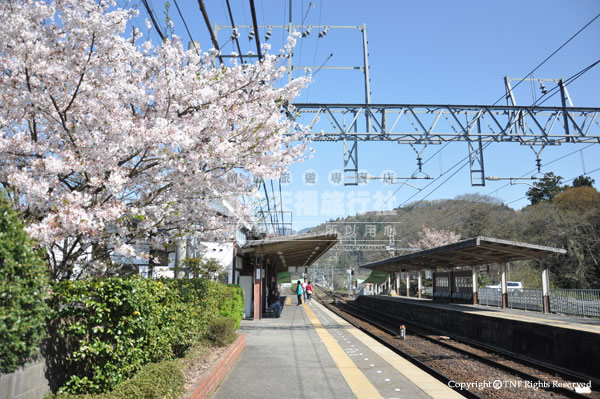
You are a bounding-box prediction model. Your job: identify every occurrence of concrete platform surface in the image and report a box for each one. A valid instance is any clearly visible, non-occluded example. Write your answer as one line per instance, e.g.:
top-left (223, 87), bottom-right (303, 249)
top-left (213, 295), bottom-right (463, 399)
top-left (373, 296), bottom-right (600, 334)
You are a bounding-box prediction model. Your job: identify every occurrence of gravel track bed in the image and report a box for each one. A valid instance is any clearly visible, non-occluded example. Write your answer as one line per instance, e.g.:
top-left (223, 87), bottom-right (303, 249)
top-left (316, 291), bottom-right (595, 399)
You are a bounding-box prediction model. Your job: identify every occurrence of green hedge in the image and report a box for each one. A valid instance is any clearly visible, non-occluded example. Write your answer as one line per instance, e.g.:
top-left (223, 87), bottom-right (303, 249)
top-left (48, 277), bottom-right (226, 394)
top-left (218, 284), bottom-right (244, 328)
top-left (50, 360), bottom-right (184, 399)
top-left (0, 195), bottom-right (49, 373)
top-left (206, 317), bottom-right (237, 347)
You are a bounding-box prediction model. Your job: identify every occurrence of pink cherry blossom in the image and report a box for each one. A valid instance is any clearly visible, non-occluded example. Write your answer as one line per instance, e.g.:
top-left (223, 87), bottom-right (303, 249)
top-left (0, 0), bottom-right (309, 279)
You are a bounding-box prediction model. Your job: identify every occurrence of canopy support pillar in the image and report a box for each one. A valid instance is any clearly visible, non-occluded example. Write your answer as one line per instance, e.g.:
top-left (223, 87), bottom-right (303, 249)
top-left (500, 263), bottom-right (508, 308)
top-left (541, 260), bottom-right (551, 313)
top-left (471, 266), bottom-right (479, 304)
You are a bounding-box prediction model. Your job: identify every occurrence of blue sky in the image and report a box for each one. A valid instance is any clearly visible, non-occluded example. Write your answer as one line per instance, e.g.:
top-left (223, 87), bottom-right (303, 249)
top-left (137, 0), bottom-right (600, 232)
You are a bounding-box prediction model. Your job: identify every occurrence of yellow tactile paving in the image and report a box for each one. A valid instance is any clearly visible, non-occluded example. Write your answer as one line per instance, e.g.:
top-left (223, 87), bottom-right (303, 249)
top-left (286, 296), bottom-right (291, 305)
top-left (312, 301), bottom-right (465, 399)
top-left (304, 303), bottom-right (383, 399)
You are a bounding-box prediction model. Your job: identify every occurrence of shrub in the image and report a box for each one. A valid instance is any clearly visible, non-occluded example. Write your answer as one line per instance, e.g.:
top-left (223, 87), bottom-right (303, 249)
top-left (105, 361), bottom-right (184, 399)
top-left (48, 278), bottom-right (177, 394)
top-left (218, 284), bottom-right (244, 328)
top-left (206, 317), bottom-right (237, 347)
top-left (48, 277), bottom-right (225, 394)
top-left (0, 195), bottom-right (49, 373)
top-left (161, 279), bottom-right (221, 355)
top-left (50, 361), bottom-right (184, 399)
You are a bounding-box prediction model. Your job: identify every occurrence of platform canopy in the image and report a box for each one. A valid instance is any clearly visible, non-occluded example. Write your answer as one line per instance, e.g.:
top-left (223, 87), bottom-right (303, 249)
top-left (360, 236), bottom-right (566, 272)
top-left (242, 232), bottom-right (338, 272)
top-left (363, 270), bottom-right (389, 284)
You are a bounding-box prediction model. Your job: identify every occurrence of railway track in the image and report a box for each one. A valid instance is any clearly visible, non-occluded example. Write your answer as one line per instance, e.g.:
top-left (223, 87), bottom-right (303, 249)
top-left (315, 286), bottom-right (596, 399)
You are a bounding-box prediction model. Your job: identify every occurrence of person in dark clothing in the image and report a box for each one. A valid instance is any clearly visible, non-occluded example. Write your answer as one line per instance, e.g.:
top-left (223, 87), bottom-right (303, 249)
top-left (267, 289), bottom-right (282, 317)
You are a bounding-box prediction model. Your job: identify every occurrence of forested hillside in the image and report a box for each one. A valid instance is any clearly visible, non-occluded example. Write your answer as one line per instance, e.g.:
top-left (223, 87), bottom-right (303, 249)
top-left (310, 177), bottom-right (600, 289)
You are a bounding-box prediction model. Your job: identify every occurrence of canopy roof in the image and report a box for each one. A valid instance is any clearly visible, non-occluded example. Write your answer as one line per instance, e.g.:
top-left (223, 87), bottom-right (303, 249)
top-left (243, 232), bottom-right (338, 272)
top-left (363, 270), bottom-right (389, 284)
top-left (361, 236), bottom-right (566, 272)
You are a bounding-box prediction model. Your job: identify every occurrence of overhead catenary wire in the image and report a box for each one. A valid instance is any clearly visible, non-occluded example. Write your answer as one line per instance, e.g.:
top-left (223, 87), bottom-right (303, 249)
top-left (270, 179), bottom-right (281, 234)
top-left (225, 0), bottom-right (245, 63)
top-left (141, 0), bottom-right (165, 41)
top-left (534, 58), bottom-right (600, 106)
top-left (377, 16), bottom-right (600, 215)
top-left (486, 143), bottom-right (598, 197)
top-left (279, 178), bottom-right (286, 233)
top-left (490, 11), bottom-right (600, 106)
top-left (382, 61), bottom-right (595, 227)
top-left (248, 0), bottom-right (263, 60)
top-left (197, 0), bottom-right (225, 64)
top-left (172, 0), bottom-right (199, 55)
top-left (262, 180), bottom-right (275, 234)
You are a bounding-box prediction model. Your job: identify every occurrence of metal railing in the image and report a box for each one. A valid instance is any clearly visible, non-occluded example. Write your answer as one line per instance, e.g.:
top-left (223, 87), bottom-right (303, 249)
top-left (507, 288), bottom-right (543, 312)
top-left (478, 287), bottom-right (502, 307)
top-left (478, 287), bottom-right (600, 318)
top-left (550, 289), bottom-right (600, 318)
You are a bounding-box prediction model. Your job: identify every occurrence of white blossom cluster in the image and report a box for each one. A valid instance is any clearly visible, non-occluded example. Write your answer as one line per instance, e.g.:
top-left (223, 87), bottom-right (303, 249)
top-left (0, 0), bottom-right (309, 278)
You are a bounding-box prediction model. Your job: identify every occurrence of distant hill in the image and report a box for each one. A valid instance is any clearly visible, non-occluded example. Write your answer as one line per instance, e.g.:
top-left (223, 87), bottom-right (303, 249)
top-left (297, 227), bottom-right (315, 235)
top-left (309, 193), bottom-right (517, 278)
top-left (307, 188), bottom-right (600, 290)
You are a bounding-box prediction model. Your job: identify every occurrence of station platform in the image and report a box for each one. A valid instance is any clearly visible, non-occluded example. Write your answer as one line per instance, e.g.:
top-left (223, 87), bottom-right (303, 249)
top-left (367, 295), bottom-right (600, 334)
top-left (213, 296), bottom-right (464, 399)
top-left (356, 295), bottom-right (600, 381)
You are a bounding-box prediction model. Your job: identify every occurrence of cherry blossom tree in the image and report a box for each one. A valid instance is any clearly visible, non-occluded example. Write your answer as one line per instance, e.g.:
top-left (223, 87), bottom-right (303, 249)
top-left (0, 0), bottom-right (308, 279)
top-left (410, 226), bottom-right (461, 250)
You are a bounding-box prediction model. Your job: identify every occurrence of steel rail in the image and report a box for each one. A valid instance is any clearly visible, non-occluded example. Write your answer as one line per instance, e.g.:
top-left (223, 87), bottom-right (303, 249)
top-left (316, 287), bottom-right (595, 399)
top-left (313, 287), bottom-right (483, 399)
top-left (343, 301), bottom-right (593, 399)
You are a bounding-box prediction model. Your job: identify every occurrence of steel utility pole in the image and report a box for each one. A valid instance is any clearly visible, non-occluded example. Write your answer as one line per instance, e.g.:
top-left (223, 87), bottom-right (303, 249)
top-left (214, 22), bottom-right (371, 184)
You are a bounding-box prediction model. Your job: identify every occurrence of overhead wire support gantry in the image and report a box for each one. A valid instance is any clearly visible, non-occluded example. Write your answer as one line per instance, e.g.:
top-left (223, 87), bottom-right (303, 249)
top-left (213, 22), bottom-right (372, 186)
top-left (290, 102), bottom-right (600, 186)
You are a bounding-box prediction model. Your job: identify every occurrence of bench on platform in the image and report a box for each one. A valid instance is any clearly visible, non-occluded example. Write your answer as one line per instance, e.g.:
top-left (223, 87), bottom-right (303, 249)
top-left (264, 296), bottom-right (286, 318)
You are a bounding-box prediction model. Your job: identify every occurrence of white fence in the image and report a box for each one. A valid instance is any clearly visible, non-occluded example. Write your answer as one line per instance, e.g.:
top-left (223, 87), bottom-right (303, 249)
top-left (478, 287), bottom-right (600, 318)
top-left (550, 289), bottom-right (600, 318)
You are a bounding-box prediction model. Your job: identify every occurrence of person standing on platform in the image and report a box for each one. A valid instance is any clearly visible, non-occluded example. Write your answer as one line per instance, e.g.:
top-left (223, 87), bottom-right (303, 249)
top-left (306, 281), bottom-right (313, 303)
top-left (302, 277), bottom-right (308, 302)
top-left (296, 280), bottom-right (303, 305)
